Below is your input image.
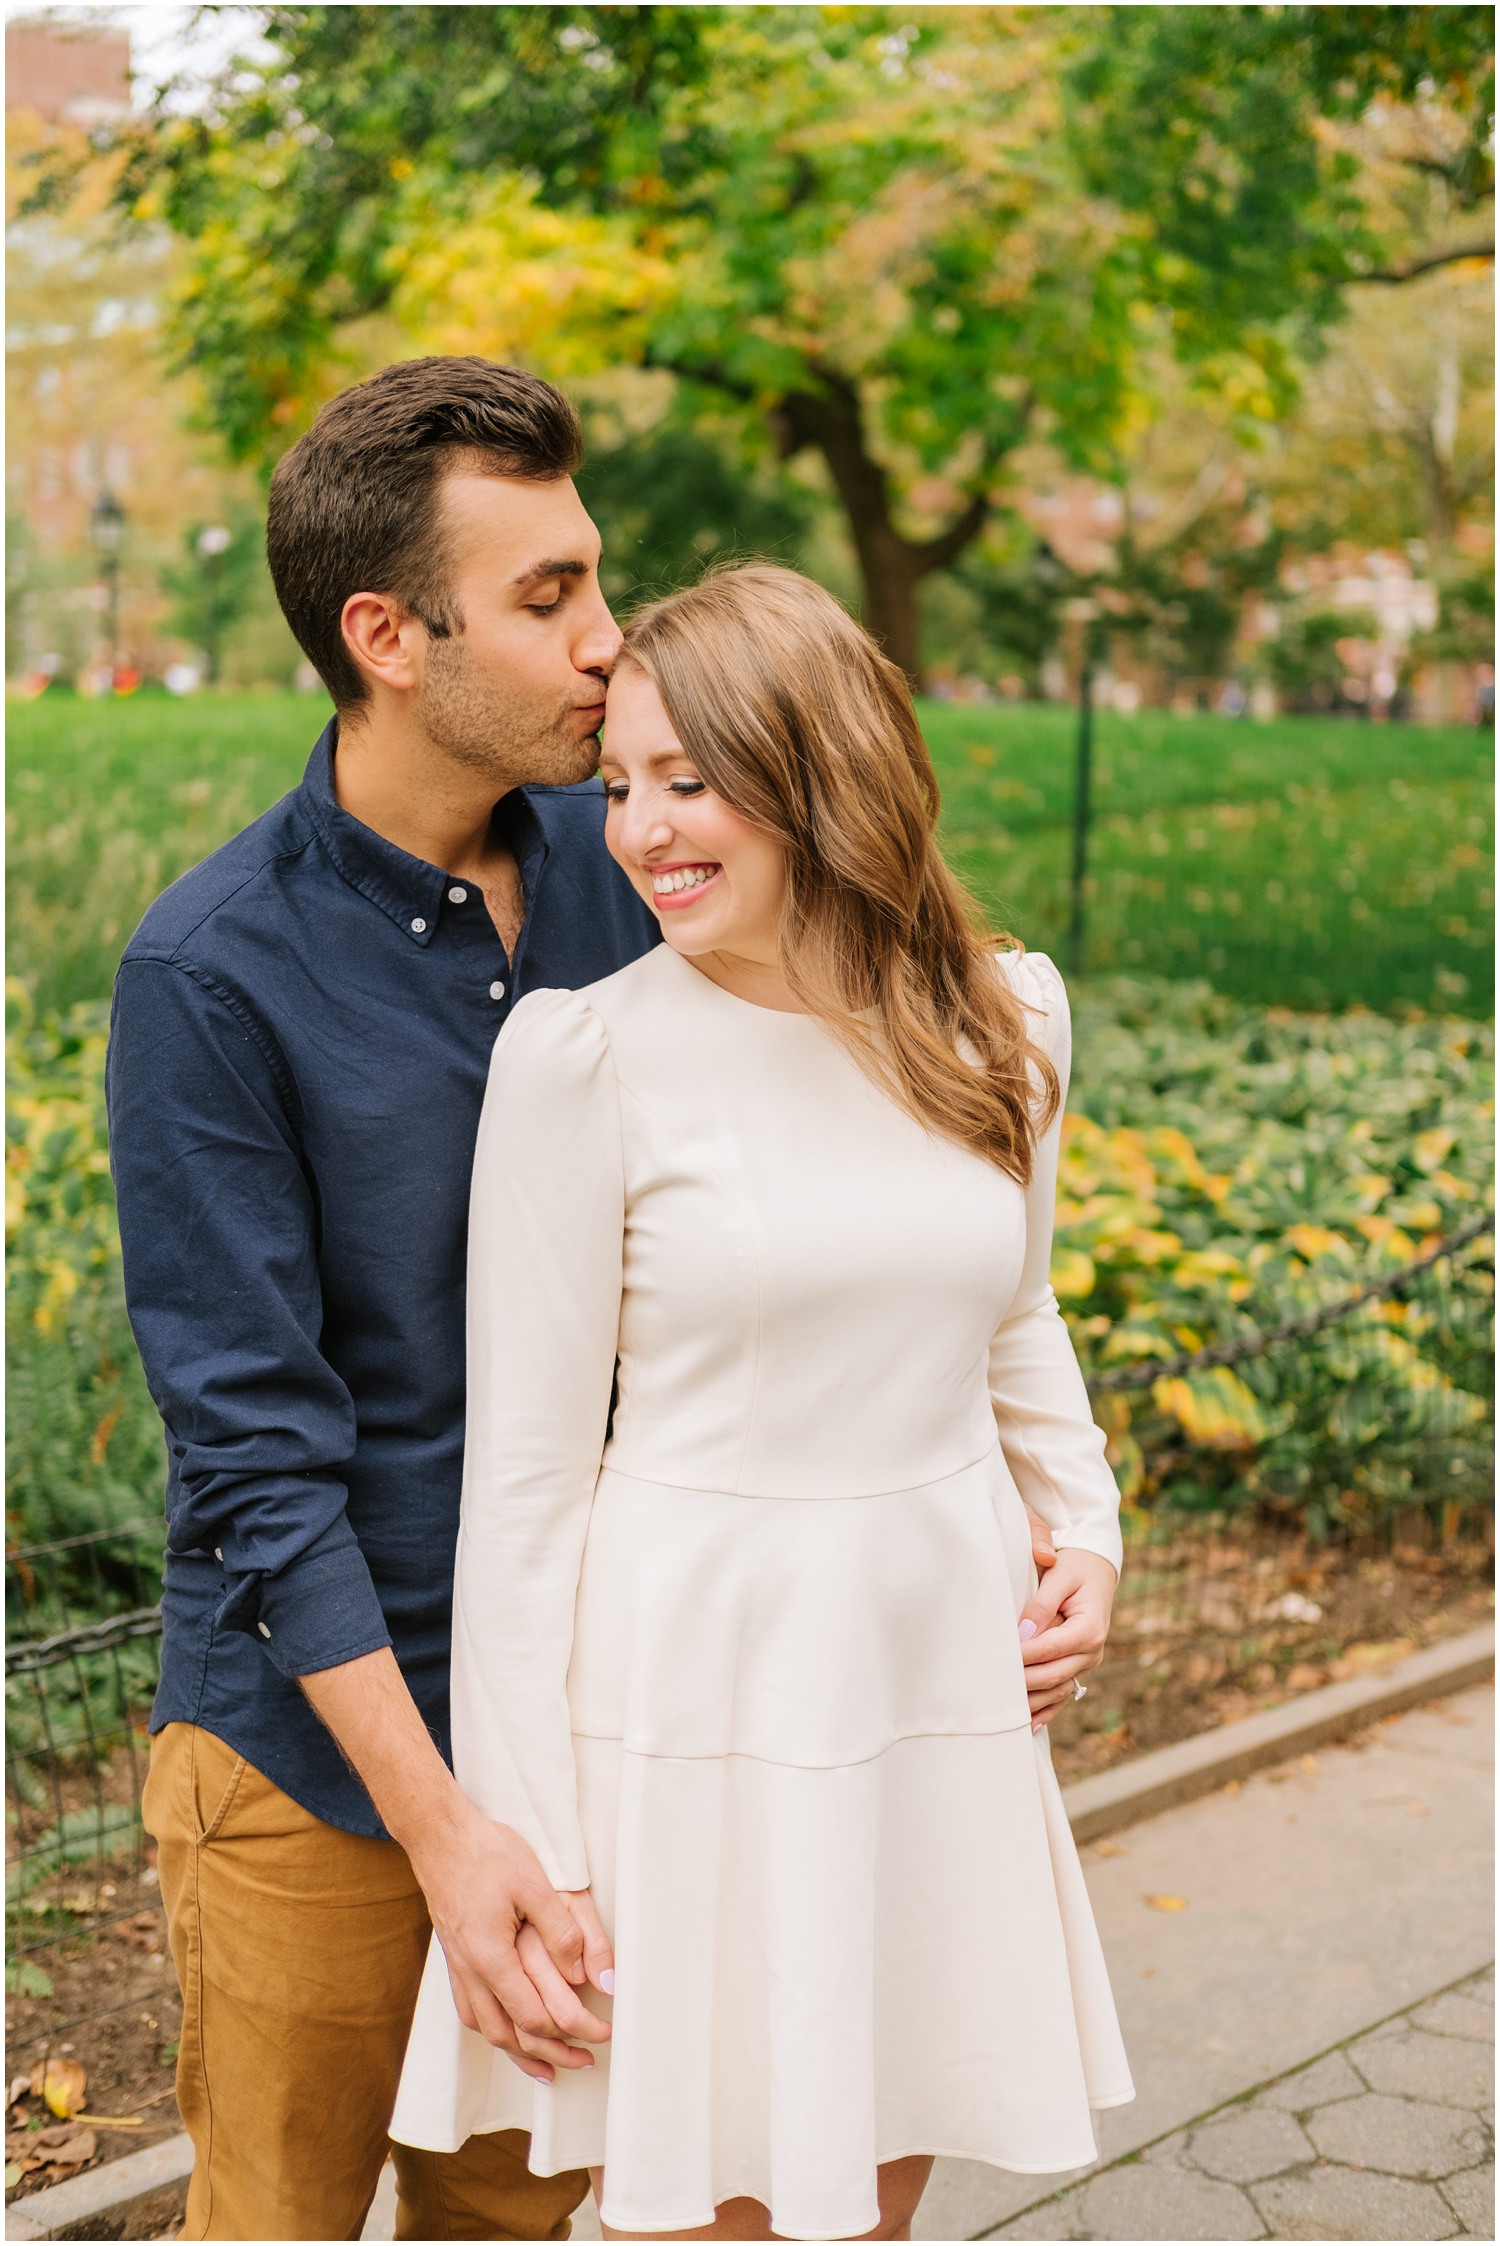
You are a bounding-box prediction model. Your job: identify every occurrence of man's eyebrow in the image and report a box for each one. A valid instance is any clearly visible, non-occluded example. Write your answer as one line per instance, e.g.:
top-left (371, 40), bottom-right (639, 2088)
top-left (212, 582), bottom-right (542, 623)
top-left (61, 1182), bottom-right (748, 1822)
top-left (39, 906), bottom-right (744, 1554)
top-left (510, 557), bottom-right (592, 591)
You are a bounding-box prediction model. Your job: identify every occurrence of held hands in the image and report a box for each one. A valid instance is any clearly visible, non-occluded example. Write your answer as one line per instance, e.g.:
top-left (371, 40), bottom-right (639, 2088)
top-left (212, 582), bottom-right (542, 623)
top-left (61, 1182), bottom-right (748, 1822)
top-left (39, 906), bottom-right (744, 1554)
top-left (416, 1506), bottom-right (1085, 2086)
top-left (410, 1799), bottom-right (614, 2084)
top-left (1016, 1542), bottom-right (1118, 1733)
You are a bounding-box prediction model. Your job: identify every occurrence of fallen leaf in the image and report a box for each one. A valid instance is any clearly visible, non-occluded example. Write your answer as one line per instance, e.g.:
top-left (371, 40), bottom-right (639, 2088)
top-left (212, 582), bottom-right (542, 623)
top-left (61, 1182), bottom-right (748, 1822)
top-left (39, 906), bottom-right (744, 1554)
top-left (8, 2076), bottom-right (30, 2107)
top-left (104, 1912), bottom-right (163, 1951)
top-left (4, 2161), bottom-right (23, 2189)
top-left (1331, 1638), bottom-right (1415, 1679)
top-left (33, 2127), bottom-right (98, 2172)
top-left (1145, 1893), bottom-right (1188, 1912)
top-left (28, 2058), bottom-right (86, 2120)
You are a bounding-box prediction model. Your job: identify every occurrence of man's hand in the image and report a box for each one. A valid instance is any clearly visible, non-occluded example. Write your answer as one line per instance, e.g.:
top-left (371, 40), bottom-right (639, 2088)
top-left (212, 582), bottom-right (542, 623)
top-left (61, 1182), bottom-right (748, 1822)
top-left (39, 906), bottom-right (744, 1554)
top-left (406, 1804), bottom-right (613, 2084)
top-left (1017, 1547), bottom-right (1117, 1731)
top-left (298, 1646), bottom-right (612, 2082)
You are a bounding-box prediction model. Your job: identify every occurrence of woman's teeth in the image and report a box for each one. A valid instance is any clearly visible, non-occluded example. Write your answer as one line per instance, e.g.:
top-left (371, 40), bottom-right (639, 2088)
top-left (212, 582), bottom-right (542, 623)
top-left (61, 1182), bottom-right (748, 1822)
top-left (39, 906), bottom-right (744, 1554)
top-left (652, 866), bottom-right (719, 895)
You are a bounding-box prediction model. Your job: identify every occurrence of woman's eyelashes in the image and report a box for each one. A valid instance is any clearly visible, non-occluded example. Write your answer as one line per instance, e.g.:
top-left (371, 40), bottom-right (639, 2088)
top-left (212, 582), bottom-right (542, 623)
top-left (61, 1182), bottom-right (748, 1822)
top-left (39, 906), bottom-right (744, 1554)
top-left (602, 776), bottom-right (708, 803)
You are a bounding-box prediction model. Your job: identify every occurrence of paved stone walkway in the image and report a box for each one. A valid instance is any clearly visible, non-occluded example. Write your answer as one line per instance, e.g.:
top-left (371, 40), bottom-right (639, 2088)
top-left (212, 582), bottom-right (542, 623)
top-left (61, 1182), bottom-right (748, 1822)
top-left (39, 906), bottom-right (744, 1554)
top-left (992, 1965), bottom-right (1494, 2241)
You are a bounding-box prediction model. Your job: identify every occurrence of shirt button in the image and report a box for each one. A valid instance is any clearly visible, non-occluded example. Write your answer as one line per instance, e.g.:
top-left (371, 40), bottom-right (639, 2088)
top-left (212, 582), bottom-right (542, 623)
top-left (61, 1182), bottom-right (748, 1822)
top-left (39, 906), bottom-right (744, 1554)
top-left (411, 917), bottom-right (427, 935)
top-left (448, 885), bottom-right (467, 904)
top-left (257, 1622), bottom-right (272, 1639)
top-left (490, 980), bottom-right (506, 1001)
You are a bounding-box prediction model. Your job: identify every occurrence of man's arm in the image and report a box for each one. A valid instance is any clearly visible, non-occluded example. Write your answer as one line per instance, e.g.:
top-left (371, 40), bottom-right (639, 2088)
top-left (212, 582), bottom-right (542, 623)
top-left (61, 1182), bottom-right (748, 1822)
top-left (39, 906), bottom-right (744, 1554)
top-left (106, 957), bottom-right (597, 2060)
top-left (300, 1650), bottom-right (612, 2078)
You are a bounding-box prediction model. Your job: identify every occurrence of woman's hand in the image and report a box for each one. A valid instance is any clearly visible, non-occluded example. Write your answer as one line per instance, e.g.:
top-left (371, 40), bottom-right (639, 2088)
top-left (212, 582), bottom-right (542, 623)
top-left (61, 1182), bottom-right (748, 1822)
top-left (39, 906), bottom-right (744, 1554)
top-left (504, 1888), bottom-right (616, 2084)
top-left (1024, 1502), bottom-right (1057, 1576)
top-left (1017, 1547), bottom-right (1117, 1732)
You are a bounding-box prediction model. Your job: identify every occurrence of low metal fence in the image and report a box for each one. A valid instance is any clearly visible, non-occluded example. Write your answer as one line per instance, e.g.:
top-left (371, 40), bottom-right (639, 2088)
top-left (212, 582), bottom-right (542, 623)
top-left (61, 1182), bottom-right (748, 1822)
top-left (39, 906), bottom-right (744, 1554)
top-left (5, 1215), bottom-right (1493, 2144)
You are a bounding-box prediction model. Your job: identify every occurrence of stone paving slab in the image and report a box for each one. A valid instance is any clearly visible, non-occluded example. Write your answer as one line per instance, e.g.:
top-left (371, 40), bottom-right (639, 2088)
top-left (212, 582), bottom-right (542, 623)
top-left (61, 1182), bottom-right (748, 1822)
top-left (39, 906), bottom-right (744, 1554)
top-left (990, 1965), bottom-right (1495, 2240)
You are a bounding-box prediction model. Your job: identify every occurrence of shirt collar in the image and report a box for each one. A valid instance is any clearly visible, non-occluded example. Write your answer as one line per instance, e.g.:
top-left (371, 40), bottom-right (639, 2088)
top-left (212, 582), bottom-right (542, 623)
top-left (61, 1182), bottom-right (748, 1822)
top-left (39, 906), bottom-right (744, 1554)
top-left (298, 720), bottom-right (548, 947)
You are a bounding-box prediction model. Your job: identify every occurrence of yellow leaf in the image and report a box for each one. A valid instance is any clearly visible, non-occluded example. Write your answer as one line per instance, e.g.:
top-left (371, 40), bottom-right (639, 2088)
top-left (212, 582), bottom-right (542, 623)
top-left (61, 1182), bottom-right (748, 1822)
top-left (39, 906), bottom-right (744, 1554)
top-left (29, 2057), bottom-right (87, 2120)
top-left (1413, 1127), bottom-right (1456, 1174)
top-left (1283, 1224), bottom-right (1348, 1262)
top-left (1050, 1247), bottom-right (1096, 1299)
top-left (1145, 1893), bottom-right (1188, 1912)
top-left (1152, 1366), bottom-right (1269, 1449)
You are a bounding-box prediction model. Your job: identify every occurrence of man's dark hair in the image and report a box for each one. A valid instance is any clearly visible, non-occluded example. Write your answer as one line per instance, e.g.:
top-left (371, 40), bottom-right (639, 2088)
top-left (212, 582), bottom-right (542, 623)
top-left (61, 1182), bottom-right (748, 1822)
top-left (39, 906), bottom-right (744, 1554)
top-left (266, 357), bottom-right (583, 709)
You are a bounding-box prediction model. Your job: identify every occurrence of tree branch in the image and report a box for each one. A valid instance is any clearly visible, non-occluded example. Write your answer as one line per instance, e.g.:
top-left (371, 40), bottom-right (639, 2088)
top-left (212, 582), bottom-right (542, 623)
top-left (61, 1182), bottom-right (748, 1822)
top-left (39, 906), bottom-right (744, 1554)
top-left (912, 488), bottom-right (990, 576)
top-left (1353, 238), bottom-right (1495, 284)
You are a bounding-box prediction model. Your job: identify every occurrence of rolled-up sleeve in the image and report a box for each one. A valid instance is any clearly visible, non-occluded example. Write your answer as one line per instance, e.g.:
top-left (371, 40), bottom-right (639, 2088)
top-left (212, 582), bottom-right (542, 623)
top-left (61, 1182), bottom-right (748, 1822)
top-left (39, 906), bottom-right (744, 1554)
top-left (107, 955), bottom-right (391, 1677)
top-left (988, 951), bottom-right (1124, 1581)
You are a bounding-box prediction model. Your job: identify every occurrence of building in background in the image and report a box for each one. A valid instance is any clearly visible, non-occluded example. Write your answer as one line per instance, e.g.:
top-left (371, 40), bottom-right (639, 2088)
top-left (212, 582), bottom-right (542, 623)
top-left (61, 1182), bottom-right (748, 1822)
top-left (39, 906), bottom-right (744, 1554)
top-left (5, 16), bottom-right (130, 127)
top-left (6, 17), bottom-right (299, 690)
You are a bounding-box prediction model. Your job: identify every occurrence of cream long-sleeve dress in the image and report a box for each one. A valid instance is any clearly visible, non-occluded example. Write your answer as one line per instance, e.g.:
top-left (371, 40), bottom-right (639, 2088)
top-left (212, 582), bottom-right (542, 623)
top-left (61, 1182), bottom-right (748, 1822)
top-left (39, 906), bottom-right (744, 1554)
top-left (391, 941), bottom-right (1134, 2239)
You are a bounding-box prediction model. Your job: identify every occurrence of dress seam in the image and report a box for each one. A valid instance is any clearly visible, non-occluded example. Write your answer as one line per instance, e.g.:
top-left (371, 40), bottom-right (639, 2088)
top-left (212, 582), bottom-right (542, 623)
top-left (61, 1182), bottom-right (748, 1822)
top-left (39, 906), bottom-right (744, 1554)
top-left (594, 1445), bottom-right (1000, 1506)
top-left (568, 1722), bottom-right (1033, 1766)
top-left (611, 1075), bottom-right (767, 1491)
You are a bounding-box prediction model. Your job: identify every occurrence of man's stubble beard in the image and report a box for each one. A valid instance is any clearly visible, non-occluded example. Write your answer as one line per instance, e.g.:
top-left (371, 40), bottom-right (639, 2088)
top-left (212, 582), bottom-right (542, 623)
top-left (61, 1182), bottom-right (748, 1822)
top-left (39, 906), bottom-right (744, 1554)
top-left (417, 633), bottom-right (601, 792)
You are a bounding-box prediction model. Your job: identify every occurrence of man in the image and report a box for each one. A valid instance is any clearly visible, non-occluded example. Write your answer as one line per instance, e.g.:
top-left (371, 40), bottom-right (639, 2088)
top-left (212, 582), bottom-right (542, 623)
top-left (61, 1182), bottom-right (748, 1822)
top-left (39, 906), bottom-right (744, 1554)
top-left (109, 359), bottom-right (655, 2241)
top-left (109, 355), bottom-right (1061, 2241)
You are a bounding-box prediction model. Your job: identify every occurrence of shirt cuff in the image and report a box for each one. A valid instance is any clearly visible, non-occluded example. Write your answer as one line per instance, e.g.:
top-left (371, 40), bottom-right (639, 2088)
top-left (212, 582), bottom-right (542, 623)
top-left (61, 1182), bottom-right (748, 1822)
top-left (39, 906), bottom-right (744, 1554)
top-left (216, 1516), bottom-right (393, 1679)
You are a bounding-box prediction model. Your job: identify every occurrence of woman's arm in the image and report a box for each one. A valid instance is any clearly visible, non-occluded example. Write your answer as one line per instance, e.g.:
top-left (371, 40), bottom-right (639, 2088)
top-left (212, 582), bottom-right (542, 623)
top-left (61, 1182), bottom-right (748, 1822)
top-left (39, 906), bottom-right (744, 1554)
top-left (990, 952), bottom-right (1122, 1723)
top-left (451, 987), bottom-right (625, 1887)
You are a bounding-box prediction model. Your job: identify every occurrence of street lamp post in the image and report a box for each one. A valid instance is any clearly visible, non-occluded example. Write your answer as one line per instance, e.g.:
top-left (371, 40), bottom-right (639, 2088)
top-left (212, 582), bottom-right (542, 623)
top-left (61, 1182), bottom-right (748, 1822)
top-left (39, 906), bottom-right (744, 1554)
top-left (89, 490), bottom-right (127, 685)
top-left (1061, 597), bottom-right (1106, 979)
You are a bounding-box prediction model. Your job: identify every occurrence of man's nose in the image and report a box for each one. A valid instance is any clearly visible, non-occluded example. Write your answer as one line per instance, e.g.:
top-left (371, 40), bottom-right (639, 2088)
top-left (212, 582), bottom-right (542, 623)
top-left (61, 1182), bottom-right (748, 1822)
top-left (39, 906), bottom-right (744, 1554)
top-left (575, 585), bottom-right (623, 676)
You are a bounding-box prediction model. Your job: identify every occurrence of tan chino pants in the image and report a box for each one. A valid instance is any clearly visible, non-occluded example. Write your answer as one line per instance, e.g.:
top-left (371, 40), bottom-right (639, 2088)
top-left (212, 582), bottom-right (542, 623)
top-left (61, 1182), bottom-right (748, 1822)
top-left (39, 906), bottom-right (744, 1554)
top-left (144, 1723), bottom-right (589, 2242)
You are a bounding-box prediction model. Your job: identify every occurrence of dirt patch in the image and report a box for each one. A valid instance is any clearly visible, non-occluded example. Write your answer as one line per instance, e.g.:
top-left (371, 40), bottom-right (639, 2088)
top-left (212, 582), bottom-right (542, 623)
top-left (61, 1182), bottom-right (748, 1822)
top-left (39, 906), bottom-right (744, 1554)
top-left (1047, 1536), bottom-right (1493, 1781)
top-left (5, 1850), bottom-right (182, 2226)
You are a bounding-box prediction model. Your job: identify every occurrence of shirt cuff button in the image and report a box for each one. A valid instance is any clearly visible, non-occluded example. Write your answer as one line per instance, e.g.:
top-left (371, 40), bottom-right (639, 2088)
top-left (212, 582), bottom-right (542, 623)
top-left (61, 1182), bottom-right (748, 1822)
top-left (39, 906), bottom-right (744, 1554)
top-left (490, 980), bottom-right (506, 1000)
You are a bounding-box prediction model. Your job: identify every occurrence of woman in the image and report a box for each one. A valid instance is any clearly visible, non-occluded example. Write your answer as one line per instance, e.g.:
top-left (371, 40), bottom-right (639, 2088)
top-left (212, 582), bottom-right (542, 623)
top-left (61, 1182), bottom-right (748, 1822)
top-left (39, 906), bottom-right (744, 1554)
top-left (392, 566), bottom-right (1134, 2240)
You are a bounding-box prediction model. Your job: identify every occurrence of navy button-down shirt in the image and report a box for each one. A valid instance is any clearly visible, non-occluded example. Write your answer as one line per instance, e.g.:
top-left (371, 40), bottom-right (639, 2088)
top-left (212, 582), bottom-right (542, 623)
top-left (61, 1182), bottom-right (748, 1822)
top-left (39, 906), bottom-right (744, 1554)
top-left (107, 723), bottom-right (658, 1836)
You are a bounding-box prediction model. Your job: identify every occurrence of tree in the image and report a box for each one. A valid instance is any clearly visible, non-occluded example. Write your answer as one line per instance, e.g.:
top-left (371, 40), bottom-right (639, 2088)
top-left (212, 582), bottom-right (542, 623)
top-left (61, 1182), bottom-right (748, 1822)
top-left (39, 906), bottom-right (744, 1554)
top-left (99, 4), bottom-right (1494, 676)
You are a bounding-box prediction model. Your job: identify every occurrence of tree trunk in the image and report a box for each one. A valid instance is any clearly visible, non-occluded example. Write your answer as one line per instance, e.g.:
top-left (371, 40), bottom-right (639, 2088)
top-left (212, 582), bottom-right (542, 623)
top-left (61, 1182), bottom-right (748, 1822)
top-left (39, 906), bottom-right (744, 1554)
top-left (777, 373), bottom-right (989, 686)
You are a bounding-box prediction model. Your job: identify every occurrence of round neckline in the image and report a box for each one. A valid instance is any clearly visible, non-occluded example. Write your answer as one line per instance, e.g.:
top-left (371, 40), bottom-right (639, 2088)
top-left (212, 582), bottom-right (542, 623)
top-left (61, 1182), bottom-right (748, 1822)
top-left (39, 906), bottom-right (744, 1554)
top-left (659, 943), bottom-right (816, 1020)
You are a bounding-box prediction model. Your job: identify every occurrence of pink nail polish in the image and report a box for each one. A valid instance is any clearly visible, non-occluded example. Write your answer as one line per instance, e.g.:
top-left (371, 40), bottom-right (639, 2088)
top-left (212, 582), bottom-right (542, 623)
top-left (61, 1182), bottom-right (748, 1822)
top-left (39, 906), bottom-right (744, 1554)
top-left (1019, 1618), bottom-right (1039, 1641)
top-left (599, 1968), bottom-right (616, 1995)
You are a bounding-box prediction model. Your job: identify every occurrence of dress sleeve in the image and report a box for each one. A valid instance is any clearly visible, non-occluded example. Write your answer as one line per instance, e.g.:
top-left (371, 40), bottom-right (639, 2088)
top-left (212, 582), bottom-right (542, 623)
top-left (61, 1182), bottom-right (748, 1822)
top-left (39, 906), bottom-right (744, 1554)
top-left (987, 951), bottom-right (1123, 1581)
top-left (450, 988), bottom-right (624, 1891)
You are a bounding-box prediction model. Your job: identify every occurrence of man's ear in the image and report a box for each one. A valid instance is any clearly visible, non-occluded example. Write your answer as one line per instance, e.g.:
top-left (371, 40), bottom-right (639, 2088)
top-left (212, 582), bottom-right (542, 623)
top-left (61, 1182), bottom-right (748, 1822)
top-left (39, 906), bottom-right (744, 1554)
top-left (341, 591), bottom-right (425, 698)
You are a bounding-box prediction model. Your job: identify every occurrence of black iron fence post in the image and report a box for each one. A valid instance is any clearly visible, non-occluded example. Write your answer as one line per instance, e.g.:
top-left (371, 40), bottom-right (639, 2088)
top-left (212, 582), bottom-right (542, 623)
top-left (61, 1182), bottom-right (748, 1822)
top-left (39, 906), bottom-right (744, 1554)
top-left (1068, 652), bottom-right (1095, 977)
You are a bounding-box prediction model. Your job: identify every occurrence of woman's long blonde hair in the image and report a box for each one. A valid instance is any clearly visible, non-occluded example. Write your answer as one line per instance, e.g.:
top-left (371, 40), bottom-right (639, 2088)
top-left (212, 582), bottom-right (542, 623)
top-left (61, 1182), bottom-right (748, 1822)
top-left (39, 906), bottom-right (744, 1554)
top-left (620, 564), bottom-right (1059, 1184)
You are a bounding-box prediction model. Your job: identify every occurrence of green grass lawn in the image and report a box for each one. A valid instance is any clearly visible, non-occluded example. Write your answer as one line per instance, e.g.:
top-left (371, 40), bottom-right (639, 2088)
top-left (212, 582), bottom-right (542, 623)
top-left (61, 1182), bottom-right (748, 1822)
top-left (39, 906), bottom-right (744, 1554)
top-left (922, 701), bottom-right (1493, 1014)
top-left (7, 691), bottom-right (1493, 1018)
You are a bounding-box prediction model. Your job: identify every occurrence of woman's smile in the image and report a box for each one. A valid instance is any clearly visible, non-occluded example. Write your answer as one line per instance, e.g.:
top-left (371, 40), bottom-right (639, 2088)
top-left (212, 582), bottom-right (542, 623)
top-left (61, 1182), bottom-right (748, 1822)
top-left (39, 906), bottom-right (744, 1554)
top-left (649, 861), bottom-right (723, 908)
